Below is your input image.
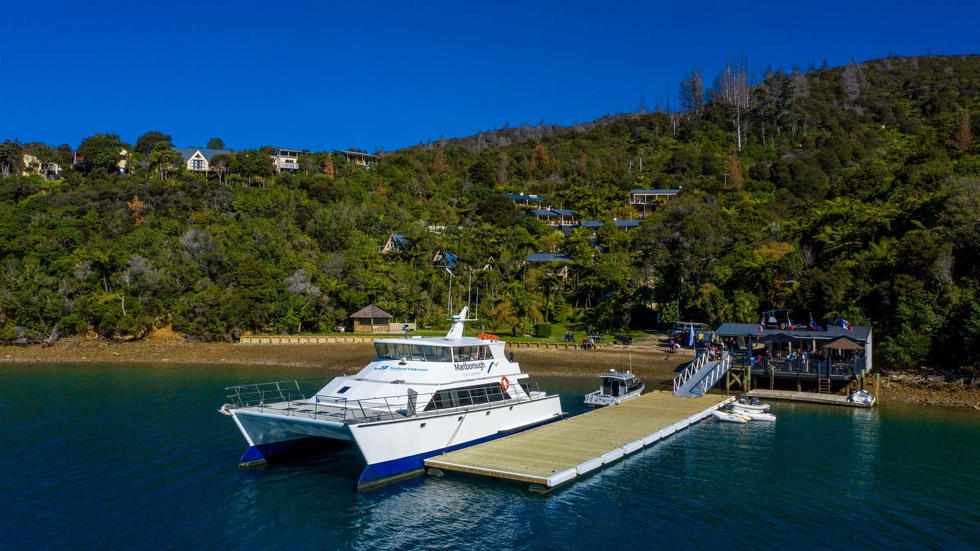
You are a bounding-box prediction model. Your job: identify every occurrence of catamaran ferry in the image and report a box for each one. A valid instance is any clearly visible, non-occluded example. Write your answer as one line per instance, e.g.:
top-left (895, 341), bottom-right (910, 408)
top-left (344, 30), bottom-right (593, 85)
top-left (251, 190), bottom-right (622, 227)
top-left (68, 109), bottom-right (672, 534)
top-left (219, 308), bottom-right (564, 488)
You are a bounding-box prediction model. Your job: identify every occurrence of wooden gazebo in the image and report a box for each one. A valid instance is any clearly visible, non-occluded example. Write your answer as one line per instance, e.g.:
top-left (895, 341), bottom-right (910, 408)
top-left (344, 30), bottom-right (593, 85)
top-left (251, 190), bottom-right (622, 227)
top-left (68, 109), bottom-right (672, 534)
top-left (350, 304), bottom-right (393, 333)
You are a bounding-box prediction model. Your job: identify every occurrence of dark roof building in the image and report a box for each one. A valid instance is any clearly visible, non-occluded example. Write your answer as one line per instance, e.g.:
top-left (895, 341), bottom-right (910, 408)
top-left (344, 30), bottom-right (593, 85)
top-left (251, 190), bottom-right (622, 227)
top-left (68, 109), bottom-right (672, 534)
top-left (526, 253), bottom-right (570, 263)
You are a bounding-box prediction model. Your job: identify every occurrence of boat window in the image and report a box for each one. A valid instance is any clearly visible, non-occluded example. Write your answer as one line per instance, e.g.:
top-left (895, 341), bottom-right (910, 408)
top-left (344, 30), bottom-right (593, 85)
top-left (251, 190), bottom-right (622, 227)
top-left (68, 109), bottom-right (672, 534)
top-left (374, 343), bottom-right (394, 359)
top-left (452, 346), bottom-right (491, 362)
top-left (423, 345), bottom-right (450, 362)
top-left (337, 386), bottom-right (350, 394)
top-left (374, 342), bottom-right (444, 362)
top-left (423, 383), bottom-right (509, 411)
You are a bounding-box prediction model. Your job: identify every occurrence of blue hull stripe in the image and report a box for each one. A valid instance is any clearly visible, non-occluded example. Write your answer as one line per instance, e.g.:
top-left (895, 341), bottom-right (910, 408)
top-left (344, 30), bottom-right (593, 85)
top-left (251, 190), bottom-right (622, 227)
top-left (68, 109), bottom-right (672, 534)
top-left (239, 436), bottom-right (337, 466)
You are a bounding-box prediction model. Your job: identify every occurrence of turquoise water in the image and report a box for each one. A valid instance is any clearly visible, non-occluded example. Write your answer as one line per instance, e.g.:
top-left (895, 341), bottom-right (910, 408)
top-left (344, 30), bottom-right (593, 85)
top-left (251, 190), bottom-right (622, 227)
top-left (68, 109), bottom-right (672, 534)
top-left (2, 363), bottom-right (978, 550)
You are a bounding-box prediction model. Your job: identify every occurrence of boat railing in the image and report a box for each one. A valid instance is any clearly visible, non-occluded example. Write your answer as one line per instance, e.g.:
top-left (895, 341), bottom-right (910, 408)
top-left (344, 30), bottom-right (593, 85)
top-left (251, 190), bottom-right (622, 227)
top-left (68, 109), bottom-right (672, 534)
top-left (225, 379), bottom-right (329, 407)
top-left (734, 356), bottom-right (864, 378)
top-left (227, 380), bottom-right (550, 424)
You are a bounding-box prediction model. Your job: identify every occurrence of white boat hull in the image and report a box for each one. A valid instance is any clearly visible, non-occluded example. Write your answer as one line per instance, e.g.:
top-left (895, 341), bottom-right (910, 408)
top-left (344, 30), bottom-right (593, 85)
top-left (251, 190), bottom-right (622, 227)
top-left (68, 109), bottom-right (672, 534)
top-left (712, 409), bottom-right (751, 423)
top-left (729, 405), bottom-right (776, 421)
top-left (231, 395), bottom-right (563, 487)
top-left (584, 389), bottom-right (643, 407)
top-left (734, 400), bottom-right (771, 412)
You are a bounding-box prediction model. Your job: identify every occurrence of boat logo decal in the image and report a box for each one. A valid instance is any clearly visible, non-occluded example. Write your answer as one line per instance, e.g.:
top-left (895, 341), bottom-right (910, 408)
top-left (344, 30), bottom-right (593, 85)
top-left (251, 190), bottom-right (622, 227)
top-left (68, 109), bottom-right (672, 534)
top-left (373, 364), bottom-right (428, 373)
top-left (453, 361), bottom-right (486, 372)
top-left (486, 361), bottom-right (496, 373)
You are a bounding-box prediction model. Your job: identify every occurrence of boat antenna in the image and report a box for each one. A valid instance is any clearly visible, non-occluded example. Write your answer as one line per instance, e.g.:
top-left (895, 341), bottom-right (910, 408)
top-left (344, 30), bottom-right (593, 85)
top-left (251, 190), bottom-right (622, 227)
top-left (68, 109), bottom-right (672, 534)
top-left (447, 271), bottom-right (453, 317)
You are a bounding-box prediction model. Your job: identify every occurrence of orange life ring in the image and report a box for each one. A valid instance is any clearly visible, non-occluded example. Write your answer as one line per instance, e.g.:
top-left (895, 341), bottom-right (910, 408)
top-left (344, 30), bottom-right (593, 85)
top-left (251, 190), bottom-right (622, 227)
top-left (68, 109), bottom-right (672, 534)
top-left (500, 376), bottom-right (510, 392)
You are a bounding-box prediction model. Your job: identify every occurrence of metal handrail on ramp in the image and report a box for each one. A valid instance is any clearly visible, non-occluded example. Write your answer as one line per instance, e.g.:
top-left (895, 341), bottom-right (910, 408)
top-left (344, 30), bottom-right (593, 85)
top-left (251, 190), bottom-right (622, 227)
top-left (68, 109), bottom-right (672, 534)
top-left (673, 352), bottom-right (732, 397)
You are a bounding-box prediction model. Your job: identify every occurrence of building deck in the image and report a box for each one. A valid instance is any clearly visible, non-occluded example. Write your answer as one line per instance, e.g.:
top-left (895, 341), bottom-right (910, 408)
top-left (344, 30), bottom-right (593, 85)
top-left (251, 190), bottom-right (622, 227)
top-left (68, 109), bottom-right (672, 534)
top-left (424, 391), bottom-right (730, 491)
top-left (747, 389), bottom-right (873, 407)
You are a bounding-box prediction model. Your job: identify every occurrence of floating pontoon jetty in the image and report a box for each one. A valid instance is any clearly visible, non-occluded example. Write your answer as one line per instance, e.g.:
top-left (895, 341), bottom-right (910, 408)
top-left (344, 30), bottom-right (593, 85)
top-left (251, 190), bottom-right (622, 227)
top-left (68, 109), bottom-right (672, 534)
top-left (747, 388), bottom-right (874, 408)
top-left (424, 391), bottom-right (731, 491)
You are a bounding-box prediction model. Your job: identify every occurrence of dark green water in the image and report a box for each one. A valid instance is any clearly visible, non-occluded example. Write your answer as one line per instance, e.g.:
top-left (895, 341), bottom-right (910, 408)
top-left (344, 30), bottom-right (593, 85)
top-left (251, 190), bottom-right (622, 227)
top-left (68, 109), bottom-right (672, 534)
top-left (2, 363), bottom-right (978, 550)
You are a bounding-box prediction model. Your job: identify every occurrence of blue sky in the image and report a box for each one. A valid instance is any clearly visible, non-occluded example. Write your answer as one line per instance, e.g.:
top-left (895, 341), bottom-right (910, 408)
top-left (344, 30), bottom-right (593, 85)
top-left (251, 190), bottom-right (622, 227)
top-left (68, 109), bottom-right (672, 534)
top-left (2, 0), bottom-right (977, 153)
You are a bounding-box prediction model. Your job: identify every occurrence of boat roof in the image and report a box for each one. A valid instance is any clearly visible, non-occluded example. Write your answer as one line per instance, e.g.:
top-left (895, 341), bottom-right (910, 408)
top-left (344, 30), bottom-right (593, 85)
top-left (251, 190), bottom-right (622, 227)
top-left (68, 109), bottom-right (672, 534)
top-left (599, 370), bottom-right (641, 381)
top-left (375, 335), bottom-right (496, 347)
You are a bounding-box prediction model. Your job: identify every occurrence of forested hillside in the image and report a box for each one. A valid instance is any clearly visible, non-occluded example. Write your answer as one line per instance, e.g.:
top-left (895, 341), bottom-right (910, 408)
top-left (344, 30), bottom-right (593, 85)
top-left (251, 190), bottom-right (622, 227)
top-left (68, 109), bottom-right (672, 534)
top-left (1, 55), bottom-right (978, 372)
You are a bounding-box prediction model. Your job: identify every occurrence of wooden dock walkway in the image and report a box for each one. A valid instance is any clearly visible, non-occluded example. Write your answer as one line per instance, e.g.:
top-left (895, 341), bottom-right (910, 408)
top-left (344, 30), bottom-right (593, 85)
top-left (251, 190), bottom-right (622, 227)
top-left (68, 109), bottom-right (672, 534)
top-left (747, 389), bottom-right (873, 407)
top-left (424, 391), bottom-right (731, 491)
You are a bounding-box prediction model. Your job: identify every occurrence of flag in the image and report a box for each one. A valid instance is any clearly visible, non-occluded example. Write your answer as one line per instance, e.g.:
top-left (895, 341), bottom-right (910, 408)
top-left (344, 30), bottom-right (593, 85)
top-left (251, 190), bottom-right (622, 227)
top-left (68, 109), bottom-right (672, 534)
top-left (808, 314), bottom-right (824, 331)
top-left (758, 316), bottom-right (765, 334)
top-left (839, 317), bottom-right (852, 332)
top-left (787, 312), bottom-right (794, 331)
top-left (688, 323), bottom-right (695, 347)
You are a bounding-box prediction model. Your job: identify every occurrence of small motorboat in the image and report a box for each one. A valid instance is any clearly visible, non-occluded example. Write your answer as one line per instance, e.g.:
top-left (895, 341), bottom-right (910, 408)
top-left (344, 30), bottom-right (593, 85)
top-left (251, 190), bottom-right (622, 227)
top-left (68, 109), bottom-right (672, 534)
top-left (584, 369), bottom-right (644, 407)
top-left (848, 389), bottom-right (876, 406)
top-left (735, 396), bottom-right (771, 412)
top-left (727, 403), bottom-right (776, 421)
top-left (712, 408), bottom-right (751, 423)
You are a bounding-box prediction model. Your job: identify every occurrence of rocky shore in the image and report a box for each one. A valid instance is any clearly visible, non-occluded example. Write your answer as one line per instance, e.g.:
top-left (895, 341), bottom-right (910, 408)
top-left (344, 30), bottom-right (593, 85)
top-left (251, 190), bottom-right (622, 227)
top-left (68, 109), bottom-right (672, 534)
top-left (2, 334), bottom-right (977, 410)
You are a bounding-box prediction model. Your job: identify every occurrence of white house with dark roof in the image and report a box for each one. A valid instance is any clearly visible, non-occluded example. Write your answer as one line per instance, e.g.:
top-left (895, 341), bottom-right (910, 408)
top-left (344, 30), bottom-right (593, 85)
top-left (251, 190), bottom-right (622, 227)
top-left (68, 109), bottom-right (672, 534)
top-left (380, 233), bottom-right (410, 253)
top-left (531, 208), bottom-right (577, 227)
top-left (506, 193), bottom-right (547, 207)
top-left (272, 148), bottom-right (300, 173)
top-left (174, 147), bottom-right (233, 172)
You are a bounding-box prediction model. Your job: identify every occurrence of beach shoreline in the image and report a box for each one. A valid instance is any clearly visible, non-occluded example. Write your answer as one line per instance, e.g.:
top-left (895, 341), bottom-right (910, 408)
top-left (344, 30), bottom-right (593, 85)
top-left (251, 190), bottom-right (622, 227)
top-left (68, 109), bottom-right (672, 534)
top-left (2, 338), bottom-right (977, 410)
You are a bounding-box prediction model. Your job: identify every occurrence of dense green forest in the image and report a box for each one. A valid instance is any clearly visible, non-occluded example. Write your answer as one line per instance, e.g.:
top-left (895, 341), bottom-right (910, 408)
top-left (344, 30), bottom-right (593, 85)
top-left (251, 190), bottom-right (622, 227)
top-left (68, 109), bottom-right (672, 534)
top-left (1, 55), bottom-right (978, 373)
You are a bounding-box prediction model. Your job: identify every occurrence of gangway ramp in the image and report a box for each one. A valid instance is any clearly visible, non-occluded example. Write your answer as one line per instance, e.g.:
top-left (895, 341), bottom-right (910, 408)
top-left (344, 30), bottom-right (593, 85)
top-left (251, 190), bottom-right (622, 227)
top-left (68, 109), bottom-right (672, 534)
top-left (424, 391), bottom-right (730, 491)
top-left (674, 352), bottom-right (733, 397)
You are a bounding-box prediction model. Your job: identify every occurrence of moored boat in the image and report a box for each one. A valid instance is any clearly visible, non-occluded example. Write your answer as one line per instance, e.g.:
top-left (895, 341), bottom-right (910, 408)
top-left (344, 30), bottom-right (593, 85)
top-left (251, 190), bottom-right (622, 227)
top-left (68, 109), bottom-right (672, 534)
top-left (219, 307), bottom-right (564, 488)
top-left (848, 388), bottom-right (876, 406)
top-left (727, 403), bottom-right (776, 421)
top-left (712, 408), bottom-right (751, 423)
top-left (584, 369), bottom-right (645, 407)
top-left (735, 396), bottom-right (771, 412)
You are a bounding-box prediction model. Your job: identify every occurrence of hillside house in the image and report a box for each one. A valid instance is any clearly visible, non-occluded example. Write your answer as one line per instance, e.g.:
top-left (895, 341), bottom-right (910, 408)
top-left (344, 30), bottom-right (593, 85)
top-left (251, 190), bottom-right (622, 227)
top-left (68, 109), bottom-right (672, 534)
top-left (614, 219), bottom-right (642, 231)
top-left (272, 148), bottom-right (300, 173)
top-left (380, 233), bottom-right (410, 253)
top-left (525, 252), bottom-right (571, 280)
top-left (431, 250), bottom-right (458, 273)
top-left (21, 154), bottom-right (62, 180)
top-left (531, 208), bottom-right (577, 227)
top-left (174, 147), bottom-right (232, 172)
top-left (337, 150), bottom-right (378, 167)
top-left (629, 188), bottom-right (681, 217)
top-left (505, 193), bottom-right (547, 207)
top-left (72, 148), bottom-right (129, 174)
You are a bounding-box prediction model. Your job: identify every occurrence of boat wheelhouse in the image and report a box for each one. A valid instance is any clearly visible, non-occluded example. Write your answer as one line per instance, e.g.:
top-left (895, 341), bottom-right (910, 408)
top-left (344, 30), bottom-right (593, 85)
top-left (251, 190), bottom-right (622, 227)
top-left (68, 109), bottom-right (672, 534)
top-left (219, 308), bottom-right (564, 489)
top-left (584, 370), bottom-right (645, 407)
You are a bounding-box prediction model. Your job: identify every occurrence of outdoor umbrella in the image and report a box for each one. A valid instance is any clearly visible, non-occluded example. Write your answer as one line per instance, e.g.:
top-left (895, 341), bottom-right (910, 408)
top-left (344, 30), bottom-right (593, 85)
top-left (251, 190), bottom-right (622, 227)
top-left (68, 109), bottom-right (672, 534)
top-left (822, 336), bottom-right (864, 350)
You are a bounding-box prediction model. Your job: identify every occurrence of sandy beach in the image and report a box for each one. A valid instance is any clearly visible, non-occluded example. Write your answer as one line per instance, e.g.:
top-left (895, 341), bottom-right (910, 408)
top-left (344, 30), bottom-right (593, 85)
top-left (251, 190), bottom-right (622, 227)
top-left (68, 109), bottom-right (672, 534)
top-left (2, 334), bottom-right (977, 409)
